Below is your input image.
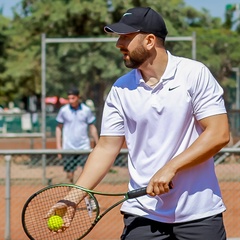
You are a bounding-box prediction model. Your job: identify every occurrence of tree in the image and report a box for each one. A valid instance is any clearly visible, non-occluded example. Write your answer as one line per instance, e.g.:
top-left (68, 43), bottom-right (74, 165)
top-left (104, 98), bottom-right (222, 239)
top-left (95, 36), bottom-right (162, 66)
top-left (1, 0), bottom-right (190, 118)
top-left (0, 15), bottom-right (11, 103)
top-left (0, 0), bottom-right (240, 114)
top-left (224, 3), bottom-right (240, 30)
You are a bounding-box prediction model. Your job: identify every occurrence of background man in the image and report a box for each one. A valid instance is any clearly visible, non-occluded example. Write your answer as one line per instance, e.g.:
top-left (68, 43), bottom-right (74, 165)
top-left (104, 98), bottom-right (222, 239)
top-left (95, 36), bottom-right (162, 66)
top-left (56, 88), bottom-right (98, 183)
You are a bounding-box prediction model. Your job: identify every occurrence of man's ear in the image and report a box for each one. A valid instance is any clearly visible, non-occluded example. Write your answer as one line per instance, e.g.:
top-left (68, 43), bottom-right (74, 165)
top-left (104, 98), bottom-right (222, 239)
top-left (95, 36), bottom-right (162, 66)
top-left (145, 34), bottom-right (156, 50)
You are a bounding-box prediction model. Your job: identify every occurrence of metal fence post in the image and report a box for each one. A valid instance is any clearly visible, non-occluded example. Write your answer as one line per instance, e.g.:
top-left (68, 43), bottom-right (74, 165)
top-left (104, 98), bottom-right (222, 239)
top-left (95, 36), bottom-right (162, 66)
top-left (4, 155), bottom-right (11, 240)
top-left (41, 33), bottom-right (47, 184)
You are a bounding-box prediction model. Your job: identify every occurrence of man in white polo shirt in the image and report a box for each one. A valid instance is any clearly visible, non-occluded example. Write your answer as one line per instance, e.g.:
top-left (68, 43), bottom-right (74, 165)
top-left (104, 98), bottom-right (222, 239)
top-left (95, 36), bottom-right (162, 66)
top-left (56, 88), bottom-right (98, 183)
top-left (48, 7), bottom-right (230, 240)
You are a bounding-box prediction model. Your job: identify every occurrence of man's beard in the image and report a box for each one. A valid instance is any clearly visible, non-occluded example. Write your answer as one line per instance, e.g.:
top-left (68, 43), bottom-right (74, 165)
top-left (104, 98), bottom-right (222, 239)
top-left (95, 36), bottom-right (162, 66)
top-left (123, 45), bottom-right (149, 69)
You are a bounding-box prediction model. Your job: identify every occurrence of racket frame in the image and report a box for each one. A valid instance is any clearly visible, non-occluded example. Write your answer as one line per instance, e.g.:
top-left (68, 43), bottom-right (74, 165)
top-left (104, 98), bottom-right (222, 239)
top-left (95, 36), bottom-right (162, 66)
top-left (22, 183), bottom-right (147, 240)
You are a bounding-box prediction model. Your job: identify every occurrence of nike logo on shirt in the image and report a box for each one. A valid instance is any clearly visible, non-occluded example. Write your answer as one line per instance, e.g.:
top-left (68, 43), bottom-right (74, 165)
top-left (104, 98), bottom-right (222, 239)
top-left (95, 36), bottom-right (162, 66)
top-left (169, 86), bottom-right (180, 91)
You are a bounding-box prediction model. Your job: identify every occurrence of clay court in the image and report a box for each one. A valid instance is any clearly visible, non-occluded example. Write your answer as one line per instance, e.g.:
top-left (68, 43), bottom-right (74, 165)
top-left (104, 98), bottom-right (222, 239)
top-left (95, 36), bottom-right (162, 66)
top-left (0, 158), bottom-right (240, 240)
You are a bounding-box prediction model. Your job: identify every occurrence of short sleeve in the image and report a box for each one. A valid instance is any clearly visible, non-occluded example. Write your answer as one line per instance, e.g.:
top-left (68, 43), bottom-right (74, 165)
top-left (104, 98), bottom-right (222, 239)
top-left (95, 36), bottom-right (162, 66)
top-left (190, 65), bottom-right (226, 120)
top-left (86, 108), bottom-right (96, 124)
top-left (56, 107), bottom-right (64, 123)
top-left (100, 87), bottom-right (125, 136)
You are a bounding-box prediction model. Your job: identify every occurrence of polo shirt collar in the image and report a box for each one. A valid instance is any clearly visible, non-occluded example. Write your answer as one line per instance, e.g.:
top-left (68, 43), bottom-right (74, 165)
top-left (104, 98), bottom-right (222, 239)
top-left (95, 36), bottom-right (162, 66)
top-left (135, 51), bottom-right (179, 84)
top-left (161, 51), bottom-right (178, 81)
top-left (69, 103), bottom-right (82, 111)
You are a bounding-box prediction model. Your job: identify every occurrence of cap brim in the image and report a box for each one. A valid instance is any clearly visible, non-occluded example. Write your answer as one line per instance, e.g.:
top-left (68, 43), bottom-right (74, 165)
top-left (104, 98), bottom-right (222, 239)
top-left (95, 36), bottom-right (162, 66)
top-left (104, 23), bottom-right (140, 35)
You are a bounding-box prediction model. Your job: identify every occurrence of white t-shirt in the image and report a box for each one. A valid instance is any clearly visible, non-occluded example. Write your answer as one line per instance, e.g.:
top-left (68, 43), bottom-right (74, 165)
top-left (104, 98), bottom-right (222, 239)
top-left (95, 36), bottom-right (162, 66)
top-left (56, 103), bottom-right (96, 150)
top-left (101, 51), bottom-right (227, 223)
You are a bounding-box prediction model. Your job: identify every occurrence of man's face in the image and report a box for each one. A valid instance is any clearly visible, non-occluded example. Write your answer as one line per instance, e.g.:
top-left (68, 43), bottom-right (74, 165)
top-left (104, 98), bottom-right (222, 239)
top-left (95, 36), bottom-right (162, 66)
top-left (68, 94), bottom-right (79, 108)
top-left (116, 33), bottom-right (150, 69)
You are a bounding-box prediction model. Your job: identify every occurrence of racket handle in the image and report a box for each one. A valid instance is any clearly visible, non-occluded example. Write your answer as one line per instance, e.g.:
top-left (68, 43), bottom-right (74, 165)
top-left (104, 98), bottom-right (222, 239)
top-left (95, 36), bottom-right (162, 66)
top-left (128, 182), bottom-right (173, 199)
top-left (127, 187), bottom-right (147, 198)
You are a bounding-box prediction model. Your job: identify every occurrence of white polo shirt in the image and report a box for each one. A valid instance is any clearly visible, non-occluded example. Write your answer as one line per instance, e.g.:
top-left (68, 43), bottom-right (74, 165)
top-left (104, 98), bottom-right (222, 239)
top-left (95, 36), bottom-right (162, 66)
top-left (56, 103), bottom-right (96, 150)
top-left (101, 51), bottom-right (227, 223)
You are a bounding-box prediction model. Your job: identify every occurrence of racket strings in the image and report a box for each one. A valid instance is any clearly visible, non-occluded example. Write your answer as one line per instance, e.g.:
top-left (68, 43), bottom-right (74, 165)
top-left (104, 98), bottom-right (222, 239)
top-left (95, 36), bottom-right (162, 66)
top-left (23, 186), bottom-right (98, 240)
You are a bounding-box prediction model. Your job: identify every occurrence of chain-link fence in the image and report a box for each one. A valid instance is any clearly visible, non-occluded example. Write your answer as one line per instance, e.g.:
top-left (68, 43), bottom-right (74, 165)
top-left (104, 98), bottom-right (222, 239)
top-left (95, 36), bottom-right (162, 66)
top-left (0, 148), bottom-right (240, 240)
top-left (1, 149), bottom-right (129, 240)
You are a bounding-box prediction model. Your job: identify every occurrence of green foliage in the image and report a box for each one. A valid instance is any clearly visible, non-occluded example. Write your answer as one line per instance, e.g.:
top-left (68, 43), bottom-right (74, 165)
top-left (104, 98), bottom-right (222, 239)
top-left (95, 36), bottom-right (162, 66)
top-left (0, 0), bottom-right (239, 113)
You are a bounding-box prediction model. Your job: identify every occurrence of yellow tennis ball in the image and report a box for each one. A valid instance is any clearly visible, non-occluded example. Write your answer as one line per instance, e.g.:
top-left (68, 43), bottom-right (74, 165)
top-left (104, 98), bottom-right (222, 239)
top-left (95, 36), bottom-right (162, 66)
top-left (47, 215), bottom-right (63, 231)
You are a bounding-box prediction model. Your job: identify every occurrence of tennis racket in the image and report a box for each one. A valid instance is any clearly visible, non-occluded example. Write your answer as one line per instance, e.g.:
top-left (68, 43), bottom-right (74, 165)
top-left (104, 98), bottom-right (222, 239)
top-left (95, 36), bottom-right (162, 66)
top-left (22, 183), bottom-right (147, 240)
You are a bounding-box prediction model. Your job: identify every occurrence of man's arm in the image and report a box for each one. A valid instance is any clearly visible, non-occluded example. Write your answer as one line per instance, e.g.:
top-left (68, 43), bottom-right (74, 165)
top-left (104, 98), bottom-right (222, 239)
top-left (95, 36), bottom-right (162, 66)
top-left (89, 124), bottom-right (99, 146)
top-left (56, 123), bottom-right (63, 157)
top-left (75, 135), bottom-right (125, 190)
top-left (147, 113), bottom-right (230, 196)
top-left (46, 135), bottom-right (125, 227)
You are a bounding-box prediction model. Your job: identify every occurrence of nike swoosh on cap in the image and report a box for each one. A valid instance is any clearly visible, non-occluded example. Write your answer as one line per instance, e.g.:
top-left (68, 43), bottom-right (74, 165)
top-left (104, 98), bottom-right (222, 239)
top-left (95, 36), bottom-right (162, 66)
top-left (169, 86), bottom-right (180, 91)
top-left (123, 13), bottom-right (133, 17)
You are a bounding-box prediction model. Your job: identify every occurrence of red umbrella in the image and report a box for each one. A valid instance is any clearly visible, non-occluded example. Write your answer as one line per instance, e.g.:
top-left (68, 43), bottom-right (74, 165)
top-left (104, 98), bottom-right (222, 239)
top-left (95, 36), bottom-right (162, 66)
top-left (59, 97), bottom-right (69, 104)
top-left (45, 96), bottom-right (58, 104)
top-left (45, 96), bottom-right (68, 105)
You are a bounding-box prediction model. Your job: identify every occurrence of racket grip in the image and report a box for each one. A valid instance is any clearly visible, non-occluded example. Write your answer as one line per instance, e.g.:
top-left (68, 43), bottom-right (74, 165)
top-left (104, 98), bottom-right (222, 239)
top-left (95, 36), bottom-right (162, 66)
top-left (128, 187), bottom-right (147, 198)
top-left (128, 182), bottom-right (173, 199)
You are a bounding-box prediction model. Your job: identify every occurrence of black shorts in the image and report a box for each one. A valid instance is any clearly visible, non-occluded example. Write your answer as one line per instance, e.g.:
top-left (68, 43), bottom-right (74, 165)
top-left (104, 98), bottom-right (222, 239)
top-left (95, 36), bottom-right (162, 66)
top-left (63, 155), bottom-right (88, 172)
top-left (120, 213), bottom-right (226, 240)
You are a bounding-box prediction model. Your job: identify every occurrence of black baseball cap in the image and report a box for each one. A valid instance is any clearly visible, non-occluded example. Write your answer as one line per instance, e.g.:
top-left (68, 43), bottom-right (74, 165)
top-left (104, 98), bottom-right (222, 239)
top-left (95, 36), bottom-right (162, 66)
top-left (67, 88), bottom-right (79, 96)
top-left (104, 7), bottom-right (168, 39)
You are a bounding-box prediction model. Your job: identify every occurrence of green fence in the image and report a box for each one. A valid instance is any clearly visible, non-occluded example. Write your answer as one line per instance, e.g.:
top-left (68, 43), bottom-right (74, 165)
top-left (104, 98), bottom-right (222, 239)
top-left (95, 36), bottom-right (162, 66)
top-left (0, 113), bottom-right (57, 137)
top-left (1, 110), bottom-right (240, 138)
